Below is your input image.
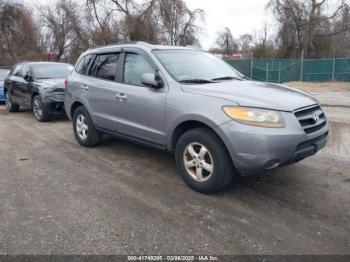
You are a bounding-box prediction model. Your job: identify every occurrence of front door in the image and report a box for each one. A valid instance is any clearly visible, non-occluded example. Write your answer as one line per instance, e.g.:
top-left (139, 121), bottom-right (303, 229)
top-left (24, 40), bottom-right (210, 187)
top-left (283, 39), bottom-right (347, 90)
top-left (9, 64), bottom-right (23, 104)
top-left (115, 51), bottom-right (167, 147)
top-left (18, 64), bottom-right (34, 106)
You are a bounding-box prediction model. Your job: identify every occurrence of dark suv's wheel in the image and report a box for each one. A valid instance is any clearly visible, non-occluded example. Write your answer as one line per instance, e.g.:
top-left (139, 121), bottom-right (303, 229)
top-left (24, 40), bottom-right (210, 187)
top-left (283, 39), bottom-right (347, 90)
top-left (32, 95), bottom-right (50, 122)
top-left (73, 106), bottom-right (102, 147)
top-left (175, 128), bottom-right (235, 194)
top-left (5, 92), bottom-right (19, 112)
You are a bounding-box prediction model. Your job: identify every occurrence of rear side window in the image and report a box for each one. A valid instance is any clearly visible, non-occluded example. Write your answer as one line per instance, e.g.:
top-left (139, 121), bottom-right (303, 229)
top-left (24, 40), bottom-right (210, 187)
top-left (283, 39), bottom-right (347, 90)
top-left (75, 54), bottom-right (94, 75)
top-left (88, 53), bottom-right (120, 81)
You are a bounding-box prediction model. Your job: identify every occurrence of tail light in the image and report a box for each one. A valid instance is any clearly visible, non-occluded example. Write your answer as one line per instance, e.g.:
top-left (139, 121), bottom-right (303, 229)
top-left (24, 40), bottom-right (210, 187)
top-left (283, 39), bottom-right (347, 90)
top-left (64, 79), bottom-right (68, 88)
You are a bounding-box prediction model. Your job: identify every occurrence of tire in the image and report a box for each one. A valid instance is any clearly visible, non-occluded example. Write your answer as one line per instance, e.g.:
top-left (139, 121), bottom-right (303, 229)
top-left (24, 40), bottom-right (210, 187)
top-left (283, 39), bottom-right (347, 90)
top-left (32, 95), bottom-right (51, 122)
top-left (73, 106), bottom-right (102, 147)
top-left (175, 128), bottom-right (235, 194)
top-left (5, 92), bottom-right (19, 112)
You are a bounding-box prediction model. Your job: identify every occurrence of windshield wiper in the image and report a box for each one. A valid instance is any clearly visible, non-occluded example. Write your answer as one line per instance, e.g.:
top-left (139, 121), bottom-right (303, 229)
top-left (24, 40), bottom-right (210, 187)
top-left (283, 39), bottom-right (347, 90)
top-left (179, 79), bottom-right (214, 84)
top-left (211, 76), bottom-right (243, 81)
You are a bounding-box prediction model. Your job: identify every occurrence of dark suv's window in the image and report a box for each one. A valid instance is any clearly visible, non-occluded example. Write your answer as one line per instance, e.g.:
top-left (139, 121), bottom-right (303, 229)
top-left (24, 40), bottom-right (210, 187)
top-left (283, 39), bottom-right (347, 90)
top-left (22, 64), bottom-right (31, 77)
top-left (123, 53), bottom-right (154, 86)
top-left (88, 53), bottom-right (120, 81)
top-left (13, 65), bottom-right (23, 77)
top-left (76, 54), bottom-right (94, 75)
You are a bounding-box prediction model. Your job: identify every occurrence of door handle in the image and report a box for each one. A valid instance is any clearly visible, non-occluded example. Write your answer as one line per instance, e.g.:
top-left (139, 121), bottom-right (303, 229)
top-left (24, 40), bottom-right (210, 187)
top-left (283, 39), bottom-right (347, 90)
top-left (116, 93), bottom-right (127, 100)
top-left (81, 85), bottom-right (89, 91)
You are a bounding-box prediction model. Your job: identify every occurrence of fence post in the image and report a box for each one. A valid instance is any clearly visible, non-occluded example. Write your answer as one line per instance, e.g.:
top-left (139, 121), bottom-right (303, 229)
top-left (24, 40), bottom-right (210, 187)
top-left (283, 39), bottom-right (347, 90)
top-left (332, 49), bottom-right (336, 81)
top-left (266, 63), bottom-right (269, 82)
top-left (278, 62), bottom-right (281, 83)
top-left (250, 53), bottom-right (253, 79)
top-left (300, 50), bottom-right (304, 82)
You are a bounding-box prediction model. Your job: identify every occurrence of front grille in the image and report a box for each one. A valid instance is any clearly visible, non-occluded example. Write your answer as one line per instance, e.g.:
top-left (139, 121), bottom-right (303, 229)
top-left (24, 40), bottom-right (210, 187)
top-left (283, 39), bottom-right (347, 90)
top-left (294, 105), bottom-right (327, 134)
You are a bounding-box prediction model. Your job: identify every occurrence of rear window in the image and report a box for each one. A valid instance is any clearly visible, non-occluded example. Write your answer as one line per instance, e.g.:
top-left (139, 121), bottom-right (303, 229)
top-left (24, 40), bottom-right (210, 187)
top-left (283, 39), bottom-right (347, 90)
top-left (32, 64), bottom-right (73, 79)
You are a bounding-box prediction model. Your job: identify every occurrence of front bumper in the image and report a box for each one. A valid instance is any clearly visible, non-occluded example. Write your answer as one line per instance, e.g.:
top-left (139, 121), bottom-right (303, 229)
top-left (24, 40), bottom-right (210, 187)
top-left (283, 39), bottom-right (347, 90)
top-left (215, 111), bottom-right (329, 175)
top-left (42, 91), bottom-right (66, 115)
top-left (44, 101), bottom-right (65, 115)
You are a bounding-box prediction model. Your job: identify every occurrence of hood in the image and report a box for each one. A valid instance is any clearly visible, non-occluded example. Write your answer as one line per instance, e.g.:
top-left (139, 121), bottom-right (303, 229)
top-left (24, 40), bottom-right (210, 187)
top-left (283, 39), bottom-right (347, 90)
top-left (182, 80), bottom-right (318, 112)
top-left (36, 78), bottom-right (65, 90)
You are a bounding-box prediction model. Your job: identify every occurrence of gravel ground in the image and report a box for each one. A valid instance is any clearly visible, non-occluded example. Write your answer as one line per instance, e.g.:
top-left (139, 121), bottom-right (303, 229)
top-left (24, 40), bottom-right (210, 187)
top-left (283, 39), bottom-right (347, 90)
top-left (286, 82), bottom-right (350, 108)
top-left (0, 84), bottom-right (349, 255)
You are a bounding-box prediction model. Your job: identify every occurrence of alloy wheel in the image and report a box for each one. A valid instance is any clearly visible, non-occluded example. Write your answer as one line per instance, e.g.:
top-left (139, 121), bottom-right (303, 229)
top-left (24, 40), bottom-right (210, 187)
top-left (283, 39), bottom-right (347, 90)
top-left (32, 97), bottom-right (43, 120)
top-left (183, 142), bottom-right (214, 182)
top-left (76, 114), bottom-right (89, 140)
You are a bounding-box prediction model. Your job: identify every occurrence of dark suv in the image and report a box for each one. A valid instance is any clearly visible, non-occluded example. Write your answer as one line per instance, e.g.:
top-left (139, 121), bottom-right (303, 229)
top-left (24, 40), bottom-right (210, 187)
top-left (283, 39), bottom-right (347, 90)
top-left (4, 62), bottom-right (73, 121)
top-left (65, 42), bottom-right (328, 194)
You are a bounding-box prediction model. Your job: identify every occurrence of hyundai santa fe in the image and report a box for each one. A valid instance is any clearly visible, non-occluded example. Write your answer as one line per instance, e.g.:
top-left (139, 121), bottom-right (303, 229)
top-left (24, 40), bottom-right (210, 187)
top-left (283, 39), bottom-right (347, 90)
top-left (64, 42), bottom-right (329, 194)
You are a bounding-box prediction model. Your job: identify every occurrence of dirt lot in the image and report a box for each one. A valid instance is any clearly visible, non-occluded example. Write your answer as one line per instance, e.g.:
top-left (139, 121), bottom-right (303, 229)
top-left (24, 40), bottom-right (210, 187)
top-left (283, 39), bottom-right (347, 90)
top-left (0, 84), bottom-right (349, 255)
top-left (286, 82), bottom-right (350, 108)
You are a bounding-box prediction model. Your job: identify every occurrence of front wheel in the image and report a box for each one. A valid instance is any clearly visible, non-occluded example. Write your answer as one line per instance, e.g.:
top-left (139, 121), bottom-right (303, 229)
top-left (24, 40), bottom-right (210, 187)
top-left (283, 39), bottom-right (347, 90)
top-left (32, 95), bottom-right (50, 122)
top-left (73, 106), bottom-right (102, 147)
top-left (5, 92), bottom-right (19, 112)
top-left (175, 128), bottom-right (235, 194)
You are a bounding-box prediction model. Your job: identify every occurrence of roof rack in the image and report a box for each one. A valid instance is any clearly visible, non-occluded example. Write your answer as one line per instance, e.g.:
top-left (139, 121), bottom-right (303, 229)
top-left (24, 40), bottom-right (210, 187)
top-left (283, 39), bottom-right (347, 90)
top-left (88, 41), bottom-right (156, 51)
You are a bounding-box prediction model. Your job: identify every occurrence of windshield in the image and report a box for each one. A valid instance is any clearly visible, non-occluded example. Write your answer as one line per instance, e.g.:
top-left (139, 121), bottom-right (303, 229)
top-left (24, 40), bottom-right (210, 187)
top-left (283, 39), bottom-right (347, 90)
top-left (32, 64), bottom-right (73, 79)
top-left (0, 69), bottom-right (10, 80)
top-left (153, 50), bottom-right (243, 83)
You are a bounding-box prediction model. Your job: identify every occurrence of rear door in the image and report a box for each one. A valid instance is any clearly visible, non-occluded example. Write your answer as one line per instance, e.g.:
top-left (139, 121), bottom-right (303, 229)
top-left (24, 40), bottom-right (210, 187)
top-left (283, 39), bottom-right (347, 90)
top-left (80, 52), bottom-right (122, 132)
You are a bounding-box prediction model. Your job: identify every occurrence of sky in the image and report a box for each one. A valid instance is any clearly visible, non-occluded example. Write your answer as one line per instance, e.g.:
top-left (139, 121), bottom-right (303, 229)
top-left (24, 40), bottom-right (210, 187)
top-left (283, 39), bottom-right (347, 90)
top-left (23, 0), bottom-right (343, 50)
top-left (185, 0), bottom-right (272, 49)
top-left (24, 0), bottom-right (272, 50)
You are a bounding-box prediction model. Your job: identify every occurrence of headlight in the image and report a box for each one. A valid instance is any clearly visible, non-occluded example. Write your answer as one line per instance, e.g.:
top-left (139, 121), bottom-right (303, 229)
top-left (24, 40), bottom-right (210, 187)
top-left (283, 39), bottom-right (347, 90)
top-left (223, 106), bottom-right (285, 128)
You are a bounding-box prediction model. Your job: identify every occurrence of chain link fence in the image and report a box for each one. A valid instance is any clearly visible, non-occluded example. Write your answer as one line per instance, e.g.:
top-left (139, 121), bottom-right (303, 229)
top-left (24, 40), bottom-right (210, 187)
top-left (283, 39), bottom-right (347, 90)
top-left (226, 58), bottom-right (350, 83)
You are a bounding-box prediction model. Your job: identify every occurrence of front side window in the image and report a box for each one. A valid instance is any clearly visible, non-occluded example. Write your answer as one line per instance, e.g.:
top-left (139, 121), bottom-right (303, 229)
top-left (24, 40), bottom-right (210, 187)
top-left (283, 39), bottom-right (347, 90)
top-left (22, 65), bottom-right (31, 77)
top-left (75, 54), bottom-right (94, 75)
top-left (32, 63), bottom-right (73, 79)
top-left (13, 65), bottom-right (23, 77)
top-left (123, 53), bottom-right (154, 86)
top-left (153, 50), bottom-right (243, 83)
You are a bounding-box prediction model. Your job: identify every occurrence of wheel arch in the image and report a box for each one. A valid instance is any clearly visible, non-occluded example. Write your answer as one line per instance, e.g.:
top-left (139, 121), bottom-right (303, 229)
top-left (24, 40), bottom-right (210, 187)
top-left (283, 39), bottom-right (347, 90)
top-left (169, 117), bottom-right (227, 152)
top-left (31, 90), bottom-right (40, 101)
top-left (70, 101), bottom-right (85, 119)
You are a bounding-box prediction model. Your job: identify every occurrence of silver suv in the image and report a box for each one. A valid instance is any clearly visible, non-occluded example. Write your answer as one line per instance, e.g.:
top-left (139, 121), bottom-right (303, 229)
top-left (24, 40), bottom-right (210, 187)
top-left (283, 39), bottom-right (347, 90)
top-left (65, 42), bottom-right (329, 194)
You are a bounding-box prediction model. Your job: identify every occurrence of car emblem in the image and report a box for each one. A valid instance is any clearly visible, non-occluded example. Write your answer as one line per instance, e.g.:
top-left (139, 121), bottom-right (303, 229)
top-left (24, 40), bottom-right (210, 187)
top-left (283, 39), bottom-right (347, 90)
top-left (313, 113), bottom-right (319, 122)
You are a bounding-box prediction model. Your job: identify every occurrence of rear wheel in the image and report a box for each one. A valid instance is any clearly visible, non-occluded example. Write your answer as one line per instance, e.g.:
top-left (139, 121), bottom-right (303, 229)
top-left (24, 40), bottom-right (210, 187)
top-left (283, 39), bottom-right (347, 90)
top-left (175, 128), bottom-right (235, 194)
top-left (32, 95), bottom-right (50, 122)
top-left (73, 106), bottom-right (102, 147)
top-left (5, 92), bottom-right (19, 112)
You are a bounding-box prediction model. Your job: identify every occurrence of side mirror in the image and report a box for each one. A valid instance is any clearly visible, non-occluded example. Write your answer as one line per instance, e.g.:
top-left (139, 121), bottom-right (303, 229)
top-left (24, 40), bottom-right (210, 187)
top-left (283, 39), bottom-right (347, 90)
top-left (141, 71), bottom-right (164, 88)
top-left (24, 74), bottom-right (33, 82)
